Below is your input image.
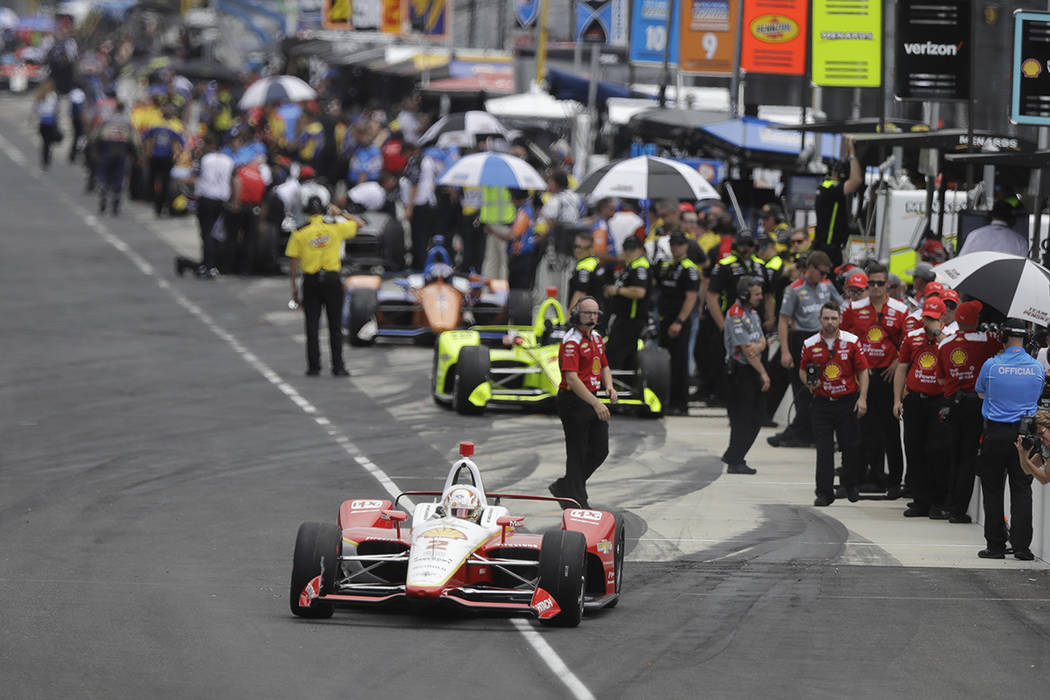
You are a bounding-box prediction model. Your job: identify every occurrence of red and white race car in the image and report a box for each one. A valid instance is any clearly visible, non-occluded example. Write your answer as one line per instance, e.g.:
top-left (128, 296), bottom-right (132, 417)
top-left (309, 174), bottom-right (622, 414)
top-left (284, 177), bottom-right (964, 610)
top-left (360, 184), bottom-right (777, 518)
top-left (289, 442), bottom-right (624, 627)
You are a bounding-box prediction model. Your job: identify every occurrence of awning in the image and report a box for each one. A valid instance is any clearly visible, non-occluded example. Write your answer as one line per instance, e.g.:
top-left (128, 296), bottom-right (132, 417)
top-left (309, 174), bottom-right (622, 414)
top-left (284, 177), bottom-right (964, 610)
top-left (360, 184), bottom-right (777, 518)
top-left (547, 67), bottom-right (636, 105)
top-left (697, 116), bottom-right (841, 165)
top-left (851, 129), bottom-right (1036, 153)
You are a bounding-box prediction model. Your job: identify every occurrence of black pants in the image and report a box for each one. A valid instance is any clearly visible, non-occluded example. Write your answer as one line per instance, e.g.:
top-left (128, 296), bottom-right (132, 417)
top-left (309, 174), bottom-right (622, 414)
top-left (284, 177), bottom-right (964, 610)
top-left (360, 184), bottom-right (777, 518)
top-left (302, 271), bottom-right (345, 373)
top-left (812, 393), bottom-right (861, 498)
top-left (979, 420), bottom-right (1034, 552)
top-left (764, 343), bottom-right (790, 421)
top-left (196, 198), bottom-right (226, 272)
top-left (557, 389), bottom-right (609, 506)
top-left (39, 123), bottom-right (59, 168)
top-left (695, 315), bottom-right (725, 400)
top-left (902, 393), bottom-right (948, 510)
top-left (860, 371), bottom-right (904, 488)
top-left (784, 329), bottom-right (816, 441)
top-left (723, 364), bottom-right (766, 465)
top-left (228, 206), bottom-right (260, 274)
top-left (507, 252), bottom-right (535, 290)
top-left (459, 212), bottom-right (485, 274)
top-left (659, 316), bottom-right (691, 410)
top-left (96, 153), bottom-right (126, 210)
top-left (945, 394), bottom-right (983, 515)
top-left (69, 115), bottom-right (83, 163)
top-left (148, 155), bottom-right (174, 216)
top-left (410, 203), bottom-right (437, 270)
top-left (607, 316), bottom-right (644, 370)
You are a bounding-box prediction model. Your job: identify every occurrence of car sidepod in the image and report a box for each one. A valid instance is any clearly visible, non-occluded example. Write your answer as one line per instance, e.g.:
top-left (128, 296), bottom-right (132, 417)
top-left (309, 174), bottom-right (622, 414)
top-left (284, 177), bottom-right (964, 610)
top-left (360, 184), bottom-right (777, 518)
top-left (562, 508), bottom-right (624, 609)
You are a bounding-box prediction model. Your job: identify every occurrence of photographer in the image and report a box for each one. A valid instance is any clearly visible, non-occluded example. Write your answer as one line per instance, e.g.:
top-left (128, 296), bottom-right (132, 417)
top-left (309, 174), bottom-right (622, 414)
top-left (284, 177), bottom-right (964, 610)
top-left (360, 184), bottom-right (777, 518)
top-left (1016, 410), bottom-right (1050, 485)
top-left (975, 319), bottom-right (1045, 560)
top-left (800, 302), bottom-right (869, 506)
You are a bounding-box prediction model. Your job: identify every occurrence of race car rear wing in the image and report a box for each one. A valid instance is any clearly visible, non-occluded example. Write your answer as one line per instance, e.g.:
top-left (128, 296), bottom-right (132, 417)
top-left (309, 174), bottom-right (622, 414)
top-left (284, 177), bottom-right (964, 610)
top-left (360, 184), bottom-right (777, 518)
top-left (393, 491), bottom-right (582, 511)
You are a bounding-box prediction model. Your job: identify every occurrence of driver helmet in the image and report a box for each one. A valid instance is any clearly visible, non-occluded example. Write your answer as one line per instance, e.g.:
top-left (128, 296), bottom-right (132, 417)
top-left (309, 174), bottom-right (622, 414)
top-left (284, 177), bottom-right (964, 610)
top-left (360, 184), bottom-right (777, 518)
top-left (299, 181), bottom-right (331, 211)
top-left (424, 262), bottom-right (454, 285)
top-left (443, 485), bottom-right (483, 521)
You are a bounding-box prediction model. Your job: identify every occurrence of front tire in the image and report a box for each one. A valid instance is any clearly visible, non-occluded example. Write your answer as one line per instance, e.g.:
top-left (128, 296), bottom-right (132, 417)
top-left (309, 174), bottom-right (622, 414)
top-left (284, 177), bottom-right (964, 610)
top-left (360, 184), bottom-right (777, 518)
top-left (453, 345), bottom-right (489, 415)
top-left (537, 530), bottom-right (587, 627)
top-left (289, 521), bottom-right (342, 618)
top-left (507, 288), bottom-right (533, 325)
top-left (347, 288), bottom-right (378, 347)
top-left (637, 345), bottom-right (671, 415)
top-left (606, 513), bottom-right (626, 607)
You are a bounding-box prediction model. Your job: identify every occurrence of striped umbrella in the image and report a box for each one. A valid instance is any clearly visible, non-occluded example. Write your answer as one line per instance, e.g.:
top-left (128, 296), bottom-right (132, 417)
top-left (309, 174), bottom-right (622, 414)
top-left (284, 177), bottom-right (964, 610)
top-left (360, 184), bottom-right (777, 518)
top-left (437, 152), bottom-right (547, 190)
top-left (934, 252), bottom-right (1050, 326)
top-left (238, 76), bottom-right (316, 109)
top-left (575, 155), bottom-right (720, 201)
top-left (420, 111), bottom-right (510, 148)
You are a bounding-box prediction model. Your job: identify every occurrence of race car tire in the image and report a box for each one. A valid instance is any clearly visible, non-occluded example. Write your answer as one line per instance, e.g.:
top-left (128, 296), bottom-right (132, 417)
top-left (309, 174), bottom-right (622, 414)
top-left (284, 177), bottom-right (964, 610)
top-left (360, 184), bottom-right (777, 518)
top-left (538, 530), bottom-right (587, 627)
top-left (347, 288), bottom-right (378, 347)
top-left (453, 345), bottom-right (489, 415)
top-left (289, 521), bottom-right (342, 619)
top-left (379, 216), bottom-right (406, 271)
top-left (432, 343), bottom-right (451, 406)
top-left (637, 345), bottom-right (671, 416)
top-left (507, 289), bottom-right (533, 326)
top-left (606, 513), bottom-right (626, 607)
top-left (251, 222), bottom-right (279, 275)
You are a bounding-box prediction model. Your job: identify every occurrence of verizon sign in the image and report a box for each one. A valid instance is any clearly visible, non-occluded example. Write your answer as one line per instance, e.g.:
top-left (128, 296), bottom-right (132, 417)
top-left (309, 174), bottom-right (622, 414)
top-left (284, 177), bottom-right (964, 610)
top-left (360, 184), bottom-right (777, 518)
top-left (895, 0), bottom-right (971, 101)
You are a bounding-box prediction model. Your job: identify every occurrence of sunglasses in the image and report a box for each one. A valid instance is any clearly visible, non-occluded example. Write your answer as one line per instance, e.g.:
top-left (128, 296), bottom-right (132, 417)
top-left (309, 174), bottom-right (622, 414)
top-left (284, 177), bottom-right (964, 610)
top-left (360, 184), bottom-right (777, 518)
top-left (790, 239), bottom-right (806, 244)
top-left (868, 280), bottom-right (887, 286)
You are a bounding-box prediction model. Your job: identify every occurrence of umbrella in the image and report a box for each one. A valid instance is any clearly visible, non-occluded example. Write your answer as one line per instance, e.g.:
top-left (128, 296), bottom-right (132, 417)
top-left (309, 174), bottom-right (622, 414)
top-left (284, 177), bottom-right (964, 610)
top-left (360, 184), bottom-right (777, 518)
top-left (934, 253), bottom-right (1050, 327)
top-left (437, 152), bottom-right (546, 190)
top-left (575, 155), bottom-right (720, 201)
top-left (0, 8), bottom-right (18, 29)
top-left (238, 76), bottom-right (316, 109)
top-left (420, 111), bottom-right (510, 148)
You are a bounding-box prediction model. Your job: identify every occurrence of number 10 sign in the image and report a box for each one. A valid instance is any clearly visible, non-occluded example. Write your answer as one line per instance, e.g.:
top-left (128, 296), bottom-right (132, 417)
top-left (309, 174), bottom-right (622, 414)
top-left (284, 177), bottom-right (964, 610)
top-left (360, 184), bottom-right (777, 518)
top-left (679, 0), bottom-right (739, 75)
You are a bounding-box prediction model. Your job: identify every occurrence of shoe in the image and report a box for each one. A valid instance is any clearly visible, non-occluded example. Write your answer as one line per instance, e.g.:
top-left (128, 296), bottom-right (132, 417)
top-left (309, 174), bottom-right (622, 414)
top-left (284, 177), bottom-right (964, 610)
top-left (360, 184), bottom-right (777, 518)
top-left (1013, 549), bottom-right (1036, 561)
top-left (885, 486), bottom-right (903, 500)
top-left (305, 368), bottom-right (320, 376)
top-left (332, 367), bottom-right (350, 377)
top-left (902, 506), bottom-right (930, 517)
top-left (726, 463), bottom-right (757, 475)
top-left (977, 548), bottom-right (1006, 559)
top-left (814, 494), bottom-right (835, 507)
top-left (206, 268), bottom-right (220, 279)
top-left (846, 488), bottom-right (860, 503)
top-left (948, 513), bottom-right (972, 524)
top-left (928, 507), bottom-right (949, 520)
top-left (905, 501), bottom-right (916, 509)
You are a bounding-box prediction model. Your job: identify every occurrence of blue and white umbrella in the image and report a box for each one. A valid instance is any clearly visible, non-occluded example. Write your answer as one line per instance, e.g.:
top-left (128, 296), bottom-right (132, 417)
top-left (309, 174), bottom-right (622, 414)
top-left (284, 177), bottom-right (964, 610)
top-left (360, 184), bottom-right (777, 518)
top-left (437, 152), bottom-right (547, 190)
top-left (238, 75), bottom-right (316, 109)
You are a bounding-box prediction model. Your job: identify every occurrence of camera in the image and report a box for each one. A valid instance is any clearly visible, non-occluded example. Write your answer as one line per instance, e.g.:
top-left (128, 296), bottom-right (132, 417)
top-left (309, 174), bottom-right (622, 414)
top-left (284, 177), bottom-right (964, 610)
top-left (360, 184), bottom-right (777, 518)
top-left (805, 363), bottom-right (820, 388)
top-left (1020, 415), bottom-right (1040, 452)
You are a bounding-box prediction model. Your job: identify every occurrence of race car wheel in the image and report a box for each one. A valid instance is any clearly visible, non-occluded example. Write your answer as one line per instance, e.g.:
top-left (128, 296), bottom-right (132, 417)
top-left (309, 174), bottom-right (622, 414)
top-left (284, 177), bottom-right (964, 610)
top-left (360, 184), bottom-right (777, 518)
top-left (432, 344), bottom-right (451, 406)
top-left (607, 513), bottom-right (626, 607)
top-left (378, 216), bottom-right (406, 271)
top-left (289, 521), bottom-right (342, 619)
top-left (538, 530), bottom-right (587, 627)
top-left (637, 345), bottom-right (671, 416)
top-left (347, 288), bottom-right (378, 347)
top-left (453, 345), bottom-right (489, 415)
top-left (507, 289), bottom-right (533, 326)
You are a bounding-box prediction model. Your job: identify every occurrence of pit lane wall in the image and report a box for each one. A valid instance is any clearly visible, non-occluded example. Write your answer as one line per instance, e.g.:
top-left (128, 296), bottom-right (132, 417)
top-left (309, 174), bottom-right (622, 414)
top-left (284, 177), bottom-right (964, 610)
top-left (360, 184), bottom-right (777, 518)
top-left (972, 478), bottom-right (1050, 562)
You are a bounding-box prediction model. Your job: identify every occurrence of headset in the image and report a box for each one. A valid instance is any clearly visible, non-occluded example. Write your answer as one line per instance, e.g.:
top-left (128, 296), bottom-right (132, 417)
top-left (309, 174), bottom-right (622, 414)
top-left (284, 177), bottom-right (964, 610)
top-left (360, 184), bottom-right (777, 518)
top-left (737, 276), bottom-right (760, 306)
top-left (999, 318), bottom-right (1033, 344)
top-left (570, 296), bottom-right (602, 327)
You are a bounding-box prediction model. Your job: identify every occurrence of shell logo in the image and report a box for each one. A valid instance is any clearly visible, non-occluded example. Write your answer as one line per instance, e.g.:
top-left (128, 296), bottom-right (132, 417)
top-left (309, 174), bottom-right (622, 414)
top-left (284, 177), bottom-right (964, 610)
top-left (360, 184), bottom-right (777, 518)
top-left (592, 357), bottom-right (601, 374)
top-left (918, 352), bottom-right (937, 370)
top-left (1022, 58), bottom-right (1042, 79)
top-left (823, 363), bottom-right (841, 380)
top-left (420, 527), bottom-right (467, 540)
top-left (866, 327), bottom-right (885, 342)
top-left (750, 15), bottom-right (799, 43)
top-left (950, 348), bottom-right (968, 366)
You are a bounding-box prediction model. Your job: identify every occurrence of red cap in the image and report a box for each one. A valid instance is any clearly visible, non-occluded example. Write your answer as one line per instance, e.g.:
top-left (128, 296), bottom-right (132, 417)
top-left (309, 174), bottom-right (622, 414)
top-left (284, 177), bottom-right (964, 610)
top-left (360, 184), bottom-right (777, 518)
top-left (941, 288), bottom-right (959, 305)
top-left (955, 300), bottom-right (982, 327)
top-left (922, 297), bottom-right (946, 319)
top-left (459, 441), bottom-right (474, 457)
top-left (846, 271), bottom-right (869, 289)
top-left (546, 286), bottom-right (558, 298)
top-left (678, 202), bottom-right (695, 213)
top-left (923, 281), bottom-right (945, 298)
top-left (299, 166), bottom-right (316, 179)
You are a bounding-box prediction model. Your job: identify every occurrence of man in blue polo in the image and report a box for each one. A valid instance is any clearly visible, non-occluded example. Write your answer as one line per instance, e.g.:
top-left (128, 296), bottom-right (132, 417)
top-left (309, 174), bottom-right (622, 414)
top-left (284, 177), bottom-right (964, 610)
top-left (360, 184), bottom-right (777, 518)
top-left (974, 319), bottom-right (1045, 561)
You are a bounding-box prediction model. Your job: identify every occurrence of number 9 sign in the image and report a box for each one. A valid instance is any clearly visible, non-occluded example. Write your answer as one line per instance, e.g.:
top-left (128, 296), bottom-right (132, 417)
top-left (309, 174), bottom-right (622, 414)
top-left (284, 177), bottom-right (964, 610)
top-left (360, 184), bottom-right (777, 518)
top-left (702, 32), bottom-right (718, 59)
top-left (678, 0), bottom-right (738, 75)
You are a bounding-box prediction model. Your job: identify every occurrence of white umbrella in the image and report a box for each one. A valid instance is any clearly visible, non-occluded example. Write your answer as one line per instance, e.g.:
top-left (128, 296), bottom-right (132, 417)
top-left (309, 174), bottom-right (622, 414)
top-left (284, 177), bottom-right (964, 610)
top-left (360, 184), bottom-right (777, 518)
top-left (238, 76), bottom-right (316, 109)
top-left (0, 8), bottom-right (18, 29)
top-left (575, 155), bottom-right (720, 201)
top-left (437, 152), bottom-right (547, 190)
top-left (419, 111), bottom-right (510, 148)
top-left (934, 252), bottom-right (1050, 326)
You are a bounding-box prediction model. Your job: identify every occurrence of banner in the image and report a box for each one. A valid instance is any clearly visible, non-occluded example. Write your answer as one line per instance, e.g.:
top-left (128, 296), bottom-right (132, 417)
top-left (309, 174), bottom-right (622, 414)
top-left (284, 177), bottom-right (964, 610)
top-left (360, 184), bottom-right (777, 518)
top-left (516, 0), bottom-right (539, 28)
top-left (895, 0), bottom-right (970, 101)
top-left (382, 0), bottom-right (404, 34)
top-left (811, 0), bottom-right (880, 86)
top-left (1012, 11), bottom-right (1050, 126)
top-left (678, 0), bottom-right (738, 75)
top-left (576, 0), bottom-right (629, 46)
top-left (408, 0), bottom-right (447, 37)
top-left (629, 0), bottom-right (680, 65)
top-left (740, 0), bottom-right (807, 75)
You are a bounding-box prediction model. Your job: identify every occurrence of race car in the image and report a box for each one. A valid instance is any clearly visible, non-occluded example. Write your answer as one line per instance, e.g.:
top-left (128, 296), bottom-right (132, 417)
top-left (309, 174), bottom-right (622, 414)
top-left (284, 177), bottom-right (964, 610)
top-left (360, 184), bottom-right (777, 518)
top-left (289, 441), bottom-right (624, 626)
top-left (343, 237), bottom-right (527, 346)
top-left (431, 287), bottom-right (671, 415)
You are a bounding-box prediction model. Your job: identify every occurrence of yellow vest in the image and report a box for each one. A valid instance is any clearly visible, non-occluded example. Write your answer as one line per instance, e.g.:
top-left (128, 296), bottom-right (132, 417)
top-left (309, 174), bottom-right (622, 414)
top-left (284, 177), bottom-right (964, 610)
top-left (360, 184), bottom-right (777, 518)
top-left (480, 187), bottom-right (515, 224)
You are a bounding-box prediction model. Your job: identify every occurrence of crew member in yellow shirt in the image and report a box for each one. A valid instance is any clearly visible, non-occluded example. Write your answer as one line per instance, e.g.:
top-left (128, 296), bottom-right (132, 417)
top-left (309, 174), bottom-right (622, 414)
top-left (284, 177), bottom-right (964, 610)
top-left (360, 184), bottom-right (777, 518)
top-left (286, 197), bottom-right (364, 377)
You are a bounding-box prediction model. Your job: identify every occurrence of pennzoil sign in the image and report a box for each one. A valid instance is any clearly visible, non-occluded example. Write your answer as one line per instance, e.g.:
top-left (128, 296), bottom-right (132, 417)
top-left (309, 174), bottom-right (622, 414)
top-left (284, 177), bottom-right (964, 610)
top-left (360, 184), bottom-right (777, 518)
top-left (749, 14), bottom-right (798, 42)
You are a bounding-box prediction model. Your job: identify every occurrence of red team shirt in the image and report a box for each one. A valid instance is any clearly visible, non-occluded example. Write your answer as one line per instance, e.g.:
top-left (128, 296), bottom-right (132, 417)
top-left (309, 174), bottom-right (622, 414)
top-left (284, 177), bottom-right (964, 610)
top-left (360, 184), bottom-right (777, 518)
top-left (559, 327), bottom-right (609, 392)
top-left (841, 297), bottom-right (909, 369)
top-left (899, 328), bottom-right (944, 395)
top-left (799, 331), bottom-right (869, 397)
top-left (936, 331), bottom-right (1001, 396)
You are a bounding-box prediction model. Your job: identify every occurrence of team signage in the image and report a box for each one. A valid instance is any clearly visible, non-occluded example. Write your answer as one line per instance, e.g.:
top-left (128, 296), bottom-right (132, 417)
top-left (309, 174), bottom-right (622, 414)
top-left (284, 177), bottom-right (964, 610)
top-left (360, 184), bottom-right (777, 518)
top-left (408, 0), bottom-right (448, 37)
top-left (811, 0), bottom-right (881, 87)
top-left (895, 0), bottom-right (970, 101)
top-left (629, 0), bottom-right (681, 65)
top-left (740, 0), bottom-right (807, 75)
top-left (322, 0), bottom-right (402, 32)
top-left (678, 0), bottom-right (738, 75)
top-left (576, 0), bottom-right (629, 45)
top-left (516, 0), bottom-right (539, 28)
top-left (1011, 11), bottom-right (1050, 125)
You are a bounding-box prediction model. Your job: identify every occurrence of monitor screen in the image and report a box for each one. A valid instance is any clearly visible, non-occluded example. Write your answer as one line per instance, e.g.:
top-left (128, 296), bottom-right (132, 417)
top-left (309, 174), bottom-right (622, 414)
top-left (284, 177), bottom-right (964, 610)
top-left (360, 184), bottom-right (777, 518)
top-left (787, 175), bottom-right (820, 211)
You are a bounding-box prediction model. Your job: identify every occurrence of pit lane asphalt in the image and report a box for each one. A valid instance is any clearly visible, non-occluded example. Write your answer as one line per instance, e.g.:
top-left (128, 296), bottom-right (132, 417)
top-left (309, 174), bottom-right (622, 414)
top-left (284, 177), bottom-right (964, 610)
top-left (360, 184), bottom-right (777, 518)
top-left (1, 95), bottom-right (1049, 698)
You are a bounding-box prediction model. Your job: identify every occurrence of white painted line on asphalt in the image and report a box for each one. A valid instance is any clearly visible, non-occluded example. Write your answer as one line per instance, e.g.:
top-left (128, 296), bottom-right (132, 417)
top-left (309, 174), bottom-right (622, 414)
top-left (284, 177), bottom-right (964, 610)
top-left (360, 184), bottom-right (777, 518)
top-left (0, 131), bottom-right (593, 700)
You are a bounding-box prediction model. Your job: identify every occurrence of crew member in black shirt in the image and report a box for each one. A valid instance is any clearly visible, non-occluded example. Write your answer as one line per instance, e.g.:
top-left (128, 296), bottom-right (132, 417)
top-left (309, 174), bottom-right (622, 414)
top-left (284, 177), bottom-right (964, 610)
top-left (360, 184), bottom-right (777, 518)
top-left (568, 231), bottom-right (606, 310)
top-left (658, 231), bottom-right (701, 415)
top-left (813, 135), bottom-right (863, 267)
top-left (604, 235), bottom-right (650, 370)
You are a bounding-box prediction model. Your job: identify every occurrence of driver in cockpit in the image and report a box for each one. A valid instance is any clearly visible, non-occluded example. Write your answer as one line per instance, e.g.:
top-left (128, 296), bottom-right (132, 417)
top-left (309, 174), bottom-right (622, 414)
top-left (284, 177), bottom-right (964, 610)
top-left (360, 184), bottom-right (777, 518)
top-left (442, 485), bottom-right (483, 523)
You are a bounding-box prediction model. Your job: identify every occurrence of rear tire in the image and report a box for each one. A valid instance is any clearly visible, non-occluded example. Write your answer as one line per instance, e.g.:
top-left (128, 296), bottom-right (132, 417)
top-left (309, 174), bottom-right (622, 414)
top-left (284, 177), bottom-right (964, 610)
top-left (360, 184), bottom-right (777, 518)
top-left (453, 345), bottom-right (489, 415)
top-left (379, 216), bottom-right (406, 271)
top-left (638, 345), bottom-right (671, 416)
top-left (537, 530), bottom-right (587, 627)
top-left (432, 343), bottom-right (451, 406)
top-left (289, 521), bottom-right (342, 618)
top-left (507, 289), bottom-right (533, 325)
top-left (347, 288), bottom-right (378, 347)
top-left (606, 513), bottom-right (626, 607)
